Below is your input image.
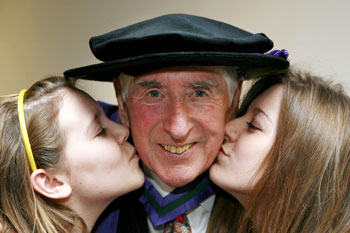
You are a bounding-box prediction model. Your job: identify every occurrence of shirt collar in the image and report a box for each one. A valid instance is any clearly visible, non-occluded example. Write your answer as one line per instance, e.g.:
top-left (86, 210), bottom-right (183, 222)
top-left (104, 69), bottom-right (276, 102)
top-left (143, 164), bottom-right (174, 197)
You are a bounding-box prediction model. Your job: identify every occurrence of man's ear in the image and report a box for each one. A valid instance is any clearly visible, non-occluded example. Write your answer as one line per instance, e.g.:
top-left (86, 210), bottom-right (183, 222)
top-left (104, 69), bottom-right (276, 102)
top-left (232, 78), bottom-right (243, 112)
top-left (113, 78), bottom-right (130, 128)
top-left (31, 169), bottom-right (72, 200)
top-left (227, 78), bottom-right (243, 119)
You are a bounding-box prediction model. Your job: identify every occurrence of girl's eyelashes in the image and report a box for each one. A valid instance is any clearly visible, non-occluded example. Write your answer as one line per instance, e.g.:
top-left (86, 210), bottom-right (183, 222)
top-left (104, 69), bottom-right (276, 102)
top-left (246, 121), bottom-right (262, 131)
top-left (96, 128), bottom-right (106, 137)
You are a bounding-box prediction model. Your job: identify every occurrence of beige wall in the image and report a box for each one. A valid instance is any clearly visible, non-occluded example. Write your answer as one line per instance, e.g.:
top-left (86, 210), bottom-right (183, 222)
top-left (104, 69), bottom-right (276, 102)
top-left (1, 0), bottom-right (349, 103)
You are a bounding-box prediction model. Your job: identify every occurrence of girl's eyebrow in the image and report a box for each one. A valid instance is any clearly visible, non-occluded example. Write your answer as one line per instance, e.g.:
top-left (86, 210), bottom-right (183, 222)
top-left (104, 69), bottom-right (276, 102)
top-left (253, 107), bottom-right (272, 124)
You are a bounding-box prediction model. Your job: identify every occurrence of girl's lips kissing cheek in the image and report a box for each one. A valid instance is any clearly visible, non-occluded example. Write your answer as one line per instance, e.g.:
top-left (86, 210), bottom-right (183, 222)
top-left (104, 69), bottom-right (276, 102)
top-left (130, 153), bottom-right (139, 160)
top-left (129, 149), bottom-right (139, 161)
top-left (218, 147), bottom-right (229, 157)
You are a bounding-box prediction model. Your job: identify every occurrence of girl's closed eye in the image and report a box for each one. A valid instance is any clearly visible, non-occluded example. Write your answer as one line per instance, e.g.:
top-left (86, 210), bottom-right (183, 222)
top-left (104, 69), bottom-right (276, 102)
top-left (96, 128), bottom-right (106, 137)
top-left (246, 121), bottom-right (261, 131)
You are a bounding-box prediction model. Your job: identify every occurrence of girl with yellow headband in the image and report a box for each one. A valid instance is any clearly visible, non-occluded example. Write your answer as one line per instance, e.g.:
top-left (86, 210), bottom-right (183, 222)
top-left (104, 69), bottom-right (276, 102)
top-left (0, 76), bottom-right (144, 233)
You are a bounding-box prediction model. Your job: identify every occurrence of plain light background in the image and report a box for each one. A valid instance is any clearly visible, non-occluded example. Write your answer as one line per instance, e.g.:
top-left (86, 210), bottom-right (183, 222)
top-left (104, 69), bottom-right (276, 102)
top-left (1, 0), bottom-right (349, 103)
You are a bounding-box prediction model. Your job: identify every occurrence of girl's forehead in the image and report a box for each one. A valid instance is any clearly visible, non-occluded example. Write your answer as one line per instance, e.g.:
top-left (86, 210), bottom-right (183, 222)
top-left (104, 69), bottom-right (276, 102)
top-left (253, 85), bottom-right (284, 105)
top-left (58, 90), bottom-right (100, 129)
top-left (248, 85), bottom-right (284, 119)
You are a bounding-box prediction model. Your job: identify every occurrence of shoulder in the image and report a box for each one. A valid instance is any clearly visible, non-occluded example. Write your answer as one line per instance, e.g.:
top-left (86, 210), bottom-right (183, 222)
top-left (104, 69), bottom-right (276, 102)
top-left (92, 188), bottom-right (148, 233)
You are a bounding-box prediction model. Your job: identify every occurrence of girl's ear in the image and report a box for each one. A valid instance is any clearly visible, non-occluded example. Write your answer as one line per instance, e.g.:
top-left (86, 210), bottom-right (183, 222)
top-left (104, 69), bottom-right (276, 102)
top-left (31, 169), bottom-right (72, 200)
top-left (113, 79), bottom-right (130, 128)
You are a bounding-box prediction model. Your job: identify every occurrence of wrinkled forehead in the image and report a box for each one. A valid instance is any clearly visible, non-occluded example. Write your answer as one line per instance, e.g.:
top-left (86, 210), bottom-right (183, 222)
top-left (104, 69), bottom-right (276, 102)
top-left (132, 65), bottom-right (227, 84)
top-left (137, 65), bottom-right (224, 75)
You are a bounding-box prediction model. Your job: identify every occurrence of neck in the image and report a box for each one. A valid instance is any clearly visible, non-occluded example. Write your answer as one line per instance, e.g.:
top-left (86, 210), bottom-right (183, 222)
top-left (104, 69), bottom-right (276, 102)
top-left (64, 196), bottom-right (111, 232)
top-left (231, 191), bottom-right (265, 231)
top-left (230, 191), bottom-right (250, 209)
top-left (140, 168), bottom-right (214, 227)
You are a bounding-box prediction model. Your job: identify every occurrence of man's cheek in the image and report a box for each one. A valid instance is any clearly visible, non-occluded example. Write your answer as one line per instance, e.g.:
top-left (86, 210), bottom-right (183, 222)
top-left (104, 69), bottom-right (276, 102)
top-left (130, 109), bottom-right (157, 130)
top-left (203, 116), bottom-right (225, 134)
top-left (134, 104), bottom-right (163, 121)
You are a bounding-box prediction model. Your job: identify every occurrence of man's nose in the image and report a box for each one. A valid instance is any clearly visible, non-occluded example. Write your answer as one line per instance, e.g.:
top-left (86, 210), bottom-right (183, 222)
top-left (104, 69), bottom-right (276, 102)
top-left (163, 98), bottom-right (193, 140)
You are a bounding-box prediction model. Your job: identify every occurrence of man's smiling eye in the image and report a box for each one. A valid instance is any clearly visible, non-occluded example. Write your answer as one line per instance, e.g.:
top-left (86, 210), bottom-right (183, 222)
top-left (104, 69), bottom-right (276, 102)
top-left (148, 90), bottom-right (160, 97)
top-left (246, 121), bottom-right (261, 131)
top-left (194, 90), bottom-right (207, 97)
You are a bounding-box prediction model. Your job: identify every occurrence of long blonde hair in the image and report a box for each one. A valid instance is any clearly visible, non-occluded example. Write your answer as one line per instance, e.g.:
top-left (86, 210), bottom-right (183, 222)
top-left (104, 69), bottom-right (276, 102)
top-left (208, 69), bottom-right (350, 233)
top-left (0, 76), bottom-right (87, 233)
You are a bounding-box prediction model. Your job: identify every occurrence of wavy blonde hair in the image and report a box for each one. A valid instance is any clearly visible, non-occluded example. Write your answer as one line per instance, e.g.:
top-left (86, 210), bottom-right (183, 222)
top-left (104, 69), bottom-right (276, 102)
top-left (208, 69), bottom-right (350, 233)
top-left (0, 76), bottom-right (87, 233)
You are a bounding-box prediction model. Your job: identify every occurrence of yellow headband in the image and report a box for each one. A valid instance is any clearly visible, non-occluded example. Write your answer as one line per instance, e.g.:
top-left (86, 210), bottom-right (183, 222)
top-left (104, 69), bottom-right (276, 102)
top-left (18, 89), bottom-right (37, 172)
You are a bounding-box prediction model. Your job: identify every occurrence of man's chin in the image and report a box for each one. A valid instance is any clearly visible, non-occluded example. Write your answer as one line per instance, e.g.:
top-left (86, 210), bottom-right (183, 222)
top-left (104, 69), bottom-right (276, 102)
top-left (161, 171), bottom-right (199, 189)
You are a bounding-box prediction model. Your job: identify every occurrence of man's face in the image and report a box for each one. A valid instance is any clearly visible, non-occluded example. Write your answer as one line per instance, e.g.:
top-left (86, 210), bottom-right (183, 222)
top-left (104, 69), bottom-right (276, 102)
top-left (121, 66), bottom-right (237, 188)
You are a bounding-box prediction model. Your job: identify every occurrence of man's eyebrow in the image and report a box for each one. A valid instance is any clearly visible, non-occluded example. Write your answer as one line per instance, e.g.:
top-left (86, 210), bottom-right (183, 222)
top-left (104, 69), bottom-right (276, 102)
top-left (190, 80), bottom-right (215, 89)
top-left (135, 80), bottom-right (163, 88)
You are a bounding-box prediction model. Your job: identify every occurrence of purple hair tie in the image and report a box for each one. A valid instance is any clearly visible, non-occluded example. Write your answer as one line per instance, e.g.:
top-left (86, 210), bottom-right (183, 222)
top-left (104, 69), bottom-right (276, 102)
top-left (266, 49), bottom-right (289, 60)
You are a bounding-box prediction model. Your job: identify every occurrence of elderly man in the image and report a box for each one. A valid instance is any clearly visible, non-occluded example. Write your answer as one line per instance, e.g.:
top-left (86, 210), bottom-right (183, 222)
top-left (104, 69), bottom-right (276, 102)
top-left (64, 13), bottom-right (289, 233)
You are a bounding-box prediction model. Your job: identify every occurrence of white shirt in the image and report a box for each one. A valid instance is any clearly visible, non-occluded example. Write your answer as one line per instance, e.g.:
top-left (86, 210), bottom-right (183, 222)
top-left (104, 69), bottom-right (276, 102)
top-left (144, 167), bottom-right (216, 233)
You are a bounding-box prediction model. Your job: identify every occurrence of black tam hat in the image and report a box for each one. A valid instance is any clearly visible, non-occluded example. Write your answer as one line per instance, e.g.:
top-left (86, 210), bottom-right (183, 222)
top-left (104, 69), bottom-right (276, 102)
top-left (64, 13), bottom-right (289, 81)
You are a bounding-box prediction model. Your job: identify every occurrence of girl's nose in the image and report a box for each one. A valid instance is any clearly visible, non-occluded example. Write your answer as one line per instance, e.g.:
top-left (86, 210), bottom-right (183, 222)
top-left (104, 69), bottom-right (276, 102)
top-left (114, 122), bottom-right (130, 144)
top-left (224, 117), bottom-right (244, 142)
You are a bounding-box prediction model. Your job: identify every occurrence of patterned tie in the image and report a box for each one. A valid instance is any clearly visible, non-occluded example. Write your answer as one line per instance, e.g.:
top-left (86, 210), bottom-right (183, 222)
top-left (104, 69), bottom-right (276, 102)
top-left (163, 214), bottom-right (192, 233)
